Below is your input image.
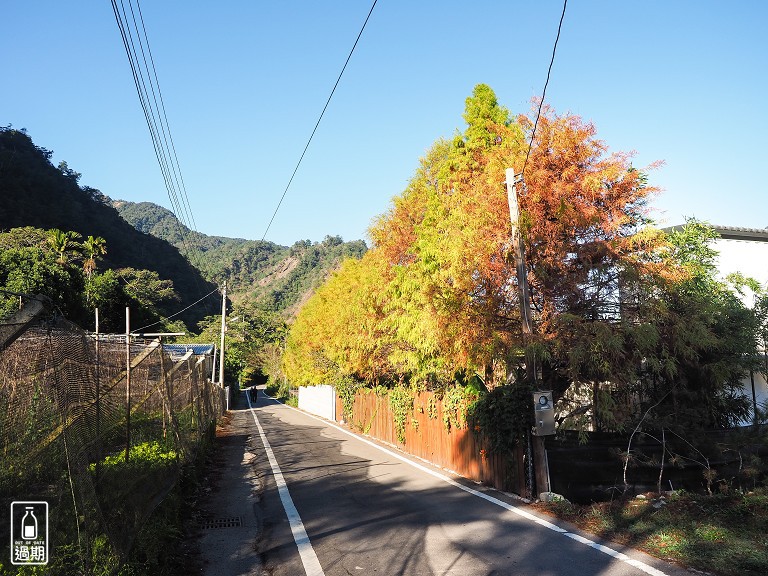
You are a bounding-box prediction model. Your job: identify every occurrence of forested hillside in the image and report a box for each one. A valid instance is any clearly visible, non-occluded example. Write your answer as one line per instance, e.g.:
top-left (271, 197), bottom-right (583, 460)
top-left (0, 126), bottom-right (366, 330)
top-left (114, 200), bottom-right (367, 316)
top-left (0, 126), bottom-right (217, 327)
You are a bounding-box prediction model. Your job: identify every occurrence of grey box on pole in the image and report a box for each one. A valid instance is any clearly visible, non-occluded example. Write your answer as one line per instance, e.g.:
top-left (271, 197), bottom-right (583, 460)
top-left (533, 391), bottom-right (555, 436)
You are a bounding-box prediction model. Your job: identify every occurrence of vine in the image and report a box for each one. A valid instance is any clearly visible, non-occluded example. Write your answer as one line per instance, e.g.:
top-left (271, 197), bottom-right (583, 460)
top-left (442, 384), bottom-right (480, 432)
top-left (335, 375), bottom-right (363, 421)
top-left (468, 379), bottom-right (534, 454)
top-left (388, 385), bottom-right (414, 444)
top-left (427, 396), bottom-right (438, 420)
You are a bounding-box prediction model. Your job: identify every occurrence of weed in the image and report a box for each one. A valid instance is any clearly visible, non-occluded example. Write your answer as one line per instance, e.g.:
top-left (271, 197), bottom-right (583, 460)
top-left (537, 490), bottom-right (768, 576)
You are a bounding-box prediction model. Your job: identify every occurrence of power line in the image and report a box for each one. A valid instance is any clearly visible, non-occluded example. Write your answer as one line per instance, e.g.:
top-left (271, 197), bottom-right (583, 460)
top-left (110, 0), bottom-right (201, 270)
top-left (134, 0), bottom-right (198, 232)
top-left (132, 286), bottom-right (221, 333)
top-left (261, 0), bottom-right (379, 241)
top-left (521, 0), bottom-right (568, 181)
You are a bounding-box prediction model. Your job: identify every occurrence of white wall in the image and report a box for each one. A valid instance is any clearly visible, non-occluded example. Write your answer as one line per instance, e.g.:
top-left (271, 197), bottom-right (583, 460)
top-left (714, 237), bottom-right (768, 305)
top-left (298, 385), bottom-right (336, 421)
top-left (739, 368), bottom-right (768, 426)
top-left (712, 237), bottom-right (768, 425)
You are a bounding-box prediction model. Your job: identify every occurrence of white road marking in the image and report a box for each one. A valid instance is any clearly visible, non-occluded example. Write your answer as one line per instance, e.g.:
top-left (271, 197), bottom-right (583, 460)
top-left (246, 394), bottom-right (325, 576)
top-left (264, 392), bottom-right (673, 576)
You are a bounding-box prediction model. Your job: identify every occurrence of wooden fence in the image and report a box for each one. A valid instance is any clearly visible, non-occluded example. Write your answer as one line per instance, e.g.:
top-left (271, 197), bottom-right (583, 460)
top-left (329, 388), bottom-right (768, 503)
top-left (337, 390), bottom-right (527, 497)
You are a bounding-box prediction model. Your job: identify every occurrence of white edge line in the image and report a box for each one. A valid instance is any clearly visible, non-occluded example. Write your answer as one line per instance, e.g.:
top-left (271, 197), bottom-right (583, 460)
top-left (262, 390), bottom-right (672, 576)
top-left (246, 394), bottom-right (325, 576)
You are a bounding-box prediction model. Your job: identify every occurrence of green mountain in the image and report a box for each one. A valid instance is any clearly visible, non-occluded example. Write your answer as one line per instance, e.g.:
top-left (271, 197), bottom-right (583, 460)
top-left (0, 126), bottom-right (367, 325)
top-left (113, 200), bottom-right (368, 316)
top-left (0, 126), bottom-right (218, 327)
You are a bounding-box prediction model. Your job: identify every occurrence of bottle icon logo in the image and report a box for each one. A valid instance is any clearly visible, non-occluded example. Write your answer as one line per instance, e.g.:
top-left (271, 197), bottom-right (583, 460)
top-left (22, 507), bottom-right (38, 540)
top-left (10, 501), bottom-right (48, 565)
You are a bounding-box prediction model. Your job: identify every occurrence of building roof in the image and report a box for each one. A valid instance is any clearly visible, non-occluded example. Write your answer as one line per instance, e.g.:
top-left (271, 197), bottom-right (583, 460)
top-left (663, 224), bottom-right (768, 242)
top-left (162, 343), bottom-right (214, 357)
top-left (711, 226), bottom-right (768, 242)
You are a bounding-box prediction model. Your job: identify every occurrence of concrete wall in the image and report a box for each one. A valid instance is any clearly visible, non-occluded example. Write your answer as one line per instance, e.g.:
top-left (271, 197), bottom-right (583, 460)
top-left (298, 385), bottom-right (336, 421)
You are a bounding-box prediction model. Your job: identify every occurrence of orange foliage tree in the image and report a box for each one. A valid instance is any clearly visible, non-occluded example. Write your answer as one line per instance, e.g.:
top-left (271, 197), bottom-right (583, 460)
top-left (285, 84), bottom-right (676, 428)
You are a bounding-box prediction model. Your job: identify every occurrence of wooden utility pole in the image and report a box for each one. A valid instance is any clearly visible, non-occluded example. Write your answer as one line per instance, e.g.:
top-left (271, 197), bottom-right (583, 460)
top-left (218, 281), bottom-right (227, 386)
top-left (505, 168), bottom-right (550, 499)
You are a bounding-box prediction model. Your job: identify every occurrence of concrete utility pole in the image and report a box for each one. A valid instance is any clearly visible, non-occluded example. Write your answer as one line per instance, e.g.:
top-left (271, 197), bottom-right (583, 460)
top-left (218, 281), bottom-right (227, 387)
top-left (505, 168), bottom-right (550, 499)
top-left (505, 169), bottom-right (533, 338)
top-left (95, 308), bottom-right (101, 475)
top-left (125, 307), bottom-right (131, 463)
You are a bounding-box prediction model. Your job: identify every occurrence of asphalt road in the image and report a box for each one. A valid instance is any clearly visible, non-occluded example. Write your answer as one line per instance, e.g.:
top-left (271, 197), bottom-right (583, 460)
top-left (240, 390), bottom-right (694, 576)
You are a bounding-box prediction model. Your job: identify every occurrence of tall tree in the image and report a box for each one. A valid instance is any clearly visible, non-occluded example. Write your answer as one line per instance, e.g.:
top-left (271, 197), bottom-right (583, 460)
top-left (47, 228), bottom-right (82, 265)
top-left (0, 239), bottom-right (85, 321)
top-left (82, 235), bottom-right (107, 278)
top-left (286, 85), bottom-right (759, 434)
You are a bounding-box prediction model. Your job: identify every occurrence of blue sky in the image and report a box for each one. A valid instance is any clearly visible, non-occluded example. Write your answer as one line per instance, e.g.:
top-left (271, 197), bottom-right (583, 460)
top-left (2, 1), bottom-right (766, 247)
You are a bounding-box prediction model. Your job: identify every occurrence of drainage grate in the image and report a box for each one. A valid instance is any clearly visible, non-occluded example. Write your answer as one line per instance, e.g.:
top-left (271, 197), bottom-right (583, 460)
top-left (200, 516), bottom-right (243, 529)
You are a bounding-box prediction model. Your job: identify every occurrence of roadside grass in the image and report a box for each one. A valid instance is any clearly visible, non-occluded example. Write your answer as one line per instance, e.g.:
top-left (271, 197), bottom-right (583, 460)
top-left (1, 449), bottom-right (209, 576)
top-left (535, 489), bottom-right (768, 576)
top-left (265, 382), bottom-right (298, 407)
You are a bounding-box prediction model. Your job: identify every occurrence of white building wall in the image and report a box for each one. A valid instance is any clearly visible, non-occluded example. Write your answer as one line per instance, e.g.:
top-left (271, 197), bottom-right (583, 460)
top-left (714, 237), bottom-right (768, 305)
top-left (298, 385), bottom-right (336, 421)
top-left (740, 369), bottom-right (768, 426)
top-left (712, 233), bottom-right (768, 425)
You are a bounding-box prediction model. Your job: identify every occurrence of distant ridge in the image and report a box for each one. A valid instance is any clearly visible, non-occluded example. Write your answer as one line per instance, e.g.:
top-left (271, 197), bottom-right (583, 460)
top-left (112, 203), bottom-right (368, 318)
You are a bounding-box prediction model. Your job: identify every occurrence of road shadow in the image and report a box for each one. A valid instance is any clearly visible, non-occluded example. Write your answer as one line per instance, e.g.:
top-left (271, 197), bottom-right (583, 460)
top-left (246, 390), bottom-right (685, 576)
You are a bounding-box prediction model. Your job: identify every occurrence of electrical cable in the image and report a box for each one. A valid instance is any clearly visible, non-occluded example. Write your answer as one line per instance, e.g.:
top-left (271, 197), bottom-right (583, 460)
top-left (135, 0), bottom-right (198, 232)
top-left (132, 286), bottom-right (221, 333)
top-left (260, 0), bottom-right (378, 241)
top-left (110, 0), bottom-right (202, 273)
top-left (122, 0), bottom-right (188, 228)
top-left (125, 0), bottom-right (193, 229)
top-left (520, 0), bottom-right (568, 181)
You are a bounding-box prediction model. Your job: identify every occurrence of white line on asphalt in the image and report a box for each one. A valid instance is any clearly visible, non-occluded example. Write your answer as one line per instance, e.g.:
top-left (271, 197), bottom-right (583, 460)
top-left (264, 393), bottom-right (672, 576)
top-left (246, 394), bottom-right (325, 576)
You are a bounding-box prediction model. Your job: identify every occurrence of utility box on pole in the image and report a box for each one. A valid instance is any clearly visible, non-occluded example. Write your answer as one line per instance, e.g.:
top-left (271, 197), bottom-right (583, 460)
top-left (532, 391), bottom-right (555, 436)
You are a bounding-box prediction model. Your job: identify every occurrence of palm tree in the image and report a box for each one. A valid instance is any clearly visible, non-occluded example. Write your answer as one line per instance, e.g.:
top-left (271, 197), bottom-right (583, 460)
top-left (82, 235), bottom-right (107, 278)
top-left (47, 229), bottom-right (82, 265)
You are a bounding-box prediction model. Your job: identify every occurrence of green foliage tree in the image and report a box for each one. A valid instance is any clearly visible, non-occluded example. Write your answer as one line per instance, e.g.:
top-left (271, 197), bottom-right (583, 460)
top-left (224, 304), bottom-right (286, 385)
top-left (47, 228), bottom-right (83, 265)
top-left (82, 235), bottom-right (107, 278)
top-left (194, 303), bottom-right (287, 386)
top-left (84, 269), bottom-right (125, 332)
top-left (0, 226), bottom-right (187, 334)
top-left (0, 237), bottom-right (85, 321)
top-left (638, 219), bottom-right (760, 430)
top-left (115, 267), bottom-right (179, 330)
